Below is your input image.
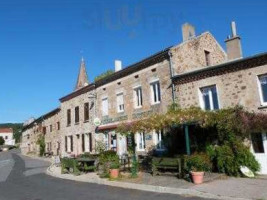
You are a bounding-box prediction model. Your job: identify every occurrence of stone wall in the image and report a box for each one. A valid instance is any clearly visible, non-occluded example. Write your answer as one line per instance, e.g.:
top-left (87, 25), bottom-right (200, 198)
top-left (174, 64), bottom-right (267, 113)
top-left (170, 32), bottom-right (227, 75)
top-left (43, 111), bottom-right (61, 155)
top-left (60, 90), bottom-right (96, 156)
top-left (95, 59), bottom-right (173, 154)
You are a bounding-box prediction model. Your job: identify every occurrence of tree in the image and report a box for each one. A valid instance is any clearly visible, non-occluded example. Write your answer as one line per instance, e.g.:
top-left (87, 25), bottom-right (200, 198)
top-left (94, 69), bottom-right (114, 82)
top-left (0, 136), bottom-right (5, 145)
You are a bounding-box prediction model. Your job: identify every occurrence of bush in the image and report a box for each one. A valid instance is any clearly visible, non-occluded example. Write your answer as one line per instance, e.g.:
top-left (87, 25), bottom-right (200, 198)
top-left (37, 135), bottom-right (45, 157)
top-left (98, 150), bottom-right (120, 177)
top-left (185, 153), bottom-right (212, 172)
top-left (0, 136), bottom-right (5, 145)
top-left (207, 141), bottom-right (260, 176)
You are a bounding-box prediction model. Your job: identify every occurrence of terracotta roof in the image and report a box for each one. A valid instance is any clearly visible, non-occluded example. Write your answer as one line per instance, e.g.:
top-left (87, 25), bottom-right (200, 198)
top-left (0, 128), bottom-right (13, 133)
top-left (172, 52), bottom-right (267, 84)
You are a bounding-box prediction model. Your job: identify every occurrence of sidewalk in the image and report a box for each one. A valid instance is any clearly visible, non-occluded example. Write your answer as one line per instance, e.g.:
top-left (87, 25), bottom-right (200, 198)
top-left (46, 164), bottom-right (267, 200)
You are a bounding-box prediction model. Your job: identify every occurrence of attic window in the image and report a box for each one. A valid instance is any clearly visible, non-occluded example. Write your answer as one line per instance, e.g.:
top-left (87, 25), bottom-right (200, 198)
top-left (117, 82), bottom-right (121, 85)
top-left (204, 50), bottom-right (211, 66)
top-left (103, 88), bottom-right (106, 91)
top-left (135, 75), bottom-right (139, 79)
top-left (151, 68), bottom-right (156, 72)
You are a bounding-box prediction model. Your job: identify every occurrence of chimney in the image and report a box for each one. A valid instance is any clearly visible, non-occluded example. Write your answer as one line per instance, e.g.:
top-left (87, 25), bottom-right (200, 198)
top-left (115, 60), bottom-right (122, 72)
top-left (225, 21), bottom-right (243, 60)
top-left (182, 23), bottom-right (196, 42)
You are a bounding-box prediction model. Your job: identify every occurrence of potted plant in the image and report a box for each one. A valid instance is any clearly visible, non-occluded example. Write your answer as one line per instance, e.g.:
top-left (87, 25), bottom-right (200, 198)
top-left (186, 153), bottom-right (212, 184)
top-left (109, 159), bottom-right (120, 179)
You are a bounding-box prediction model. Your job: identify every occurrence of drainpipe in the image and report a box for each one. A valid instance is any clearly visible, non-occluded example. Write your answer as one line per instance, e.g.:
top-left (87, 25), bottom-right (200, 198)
top-left (168, 51), bottom-right (176, 102)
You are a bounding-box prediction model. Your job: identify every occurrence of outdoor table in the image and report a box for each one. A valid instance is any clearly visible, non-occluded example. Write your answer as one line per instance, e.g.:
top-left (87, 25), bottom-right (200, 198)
top-left (76, 158), bottom-right (96, 172)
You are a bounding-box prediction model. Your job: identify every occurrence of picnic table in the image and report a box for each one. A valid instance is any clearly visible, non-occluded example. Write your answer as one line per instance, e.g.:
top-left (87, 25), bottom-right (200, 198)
top-left (76, 158), bottom-right (96, 172)
top-left (61, 157), bottom-right (96, 175)
top-left (152, 157), bottom-right (183, 178)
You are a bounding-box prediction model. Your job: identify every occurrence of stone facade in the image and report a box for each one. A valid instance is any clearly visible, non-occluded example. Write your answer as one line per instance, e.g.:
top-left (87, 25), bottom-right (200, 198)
top-left (60, 87), bottom-right (96, 156)
top-left (43, 109), bottom-right (61, 155)
top-left (95, 58), bottom-right (173, 155)
top-left (174, 60), bottom-right (267, 113)
top-left (170, 32), bottom-right (227, 75)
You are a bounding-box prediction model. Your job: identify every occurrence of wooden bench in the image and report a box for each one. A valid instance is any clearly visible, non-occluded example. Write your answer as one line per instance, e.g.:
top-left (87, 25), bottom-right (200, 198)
top-left (152, 157), bottom-right (182, 178)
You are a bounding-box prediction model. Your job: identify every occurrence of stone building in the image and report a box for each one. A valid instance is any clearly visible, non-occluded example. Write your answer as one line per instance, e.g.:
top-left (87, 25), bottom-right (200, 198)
top-left (21, 108), bottom-right (61, 156)
top-left (93, 23), bottom-right (227, 157)
top-left (42, 108), bottom-right (61, 155)
top-left (172, 22), bottom-right (267, 174)
top-left (20, 21), bottom-right (267, 174)
top-left (59, 59), bottom-right (96, 157)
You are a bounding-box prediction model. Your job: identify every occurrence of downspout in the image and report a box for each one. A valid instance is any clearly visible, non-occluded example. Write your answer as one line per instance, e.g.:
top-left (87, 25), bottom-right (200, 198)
top-left (168, 51), bottom-right (176, 102)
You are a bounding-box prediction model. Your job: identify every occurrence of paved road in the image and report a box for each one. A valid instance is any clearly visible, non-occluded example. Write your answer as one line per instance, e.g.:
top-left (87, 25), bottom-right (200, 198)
top-left (0, 150), bottom-right (206, 200)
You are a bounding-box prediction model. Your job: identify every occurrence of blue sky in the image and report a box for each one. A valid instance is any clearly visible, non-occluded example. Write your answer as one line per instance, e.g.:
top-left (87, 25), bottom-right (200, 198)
top-left (0, 0), bottom-right (266, 123)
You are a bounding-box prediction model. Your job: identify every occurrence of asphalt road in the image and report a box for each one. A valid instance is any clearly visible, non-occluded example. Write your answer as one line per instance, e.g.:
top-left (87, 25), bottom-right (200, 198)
top-left (0, 150), bottom-right (206, 200)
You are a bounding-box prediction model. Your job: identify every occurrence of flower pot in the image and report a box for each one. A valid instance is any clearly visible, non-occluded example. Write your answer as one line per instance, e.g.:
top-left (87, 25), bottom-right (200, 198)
top-left (191, 171), bottom-right (204, 184)
top-left (109, 169), bottom-right (119, 179)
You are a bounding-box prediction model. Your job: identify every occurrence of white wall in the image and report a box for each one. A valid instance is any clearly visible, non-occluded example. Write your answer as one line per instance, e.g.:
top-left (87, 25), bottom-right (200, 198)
top-left (0, 132), bottom-right (15, 145)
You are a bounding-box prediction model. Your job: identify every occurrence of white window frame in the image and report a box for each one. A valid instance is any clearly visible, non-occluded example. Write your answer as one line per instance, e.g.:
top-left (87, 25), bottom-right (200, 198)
top-left (102, 97), bottom-right (109, 116)
top-left (257, 74), bottom-right (267, 106)
top-left (150, 80), bottom-right (161, 105)
top-left (133, 86), bottom-right (143, 109)
top-left (199, 85), bottom-right (220, 111)
top-left (104, 133), bottom-right (109, 150)
top-left (153, 130), bottom-right (165, 150)
top-left (136, 132), bottom-right (145, 151)
top-left (116, 92), bottom-right (124, 113)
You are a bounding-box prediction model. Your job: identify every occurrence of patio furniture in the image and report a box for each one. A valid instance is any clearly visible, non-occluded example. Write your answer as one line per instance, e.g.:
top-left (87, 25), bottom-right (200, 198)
top-left (76, 157), bottom-right (96, 172)
top-left (152, 157), bottom-right (183, 178)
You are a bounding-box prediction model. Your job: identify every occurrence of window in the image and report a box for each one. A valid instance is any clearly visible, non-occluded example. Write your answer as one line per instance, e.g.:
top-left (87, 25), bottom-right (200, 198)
top-left (50, 125), bottom-right (52, 132)
top-left (137, 132), bottom-right (146, 151)
top-left (43, 127), bottom-right (46, 134)
top-left (258, 75), bottom-right (267, 105)
top-left (67, 109), bottom-right (71, 126)
top-left (110, 133), bottom-right (117, 151)
top-left (153, 130), bottom-right (165, 150)
top-left (70, 136), bottom-right (73, 152)
top-left (134, 87), bottom-right (143, 108)
top-left (81, 134), bottom-right (85, 152)
top-left (65, 136), bottom-right (67, 152)
top-left (84, 103), bottom-right (89, 121)
top-left (57, 122), bottom-right (60, 130)
top-left (5, 136), bottom-right (8, 140)
top-left (102, 98), bottom-right (108, 116)
top-left (89, 133), bottom-right (93, 152)
top-left (200, 85), bottom-right (219, 110)
top-left (75, 106), bottom-right (79, 124)
top-left (204, 50), bottom-right (211, 66)
top-left (251, 133), bottom-right (265, 153)
top-left (117, 93), bottom-right (124, 113)
top-left (150, 81), bottom-right (161, 104)
top-left (104, 133), bottom-right (109, 150)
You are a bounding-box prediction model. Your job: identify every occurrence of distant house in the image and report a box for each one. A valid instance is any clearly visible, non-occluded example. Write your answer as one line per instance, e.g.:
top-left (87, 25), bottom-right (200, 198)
top-left (0, 128), bottom-right (15, 145)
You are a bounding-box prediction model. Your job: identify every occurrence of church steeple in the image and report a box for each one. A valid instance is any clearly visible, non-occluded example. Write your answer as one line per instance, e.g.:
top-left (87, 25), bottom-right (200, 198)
top-left (75, 57), bottom-right (89, 91)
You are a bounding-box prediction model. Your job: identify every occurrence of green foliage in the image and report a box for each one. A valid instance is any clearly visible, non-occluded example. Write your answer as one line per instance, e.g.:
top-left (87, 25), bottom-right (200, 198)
top-left (37, 135), bottom-right (45, 157)
top-left (208, 141), bottom-right (260, 176)
top-left (79, 153), bottom-right (98, 159)
top-left (98, 150), bottom-right (120, 177)
top-left (0, 136), bottom-right (5, 145)
top-left (95, 141), bottom-right (106, 154)
top-left (131, 157), bottom-right (139, 178)
top-left (0, 123), bottom-right (23, 143)
top-left (94, 69), bottom-right (114, 82)
top-left (185, 153), bottom-right (212, 172)
top-left (61, 158), bottom-right (80, 175)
